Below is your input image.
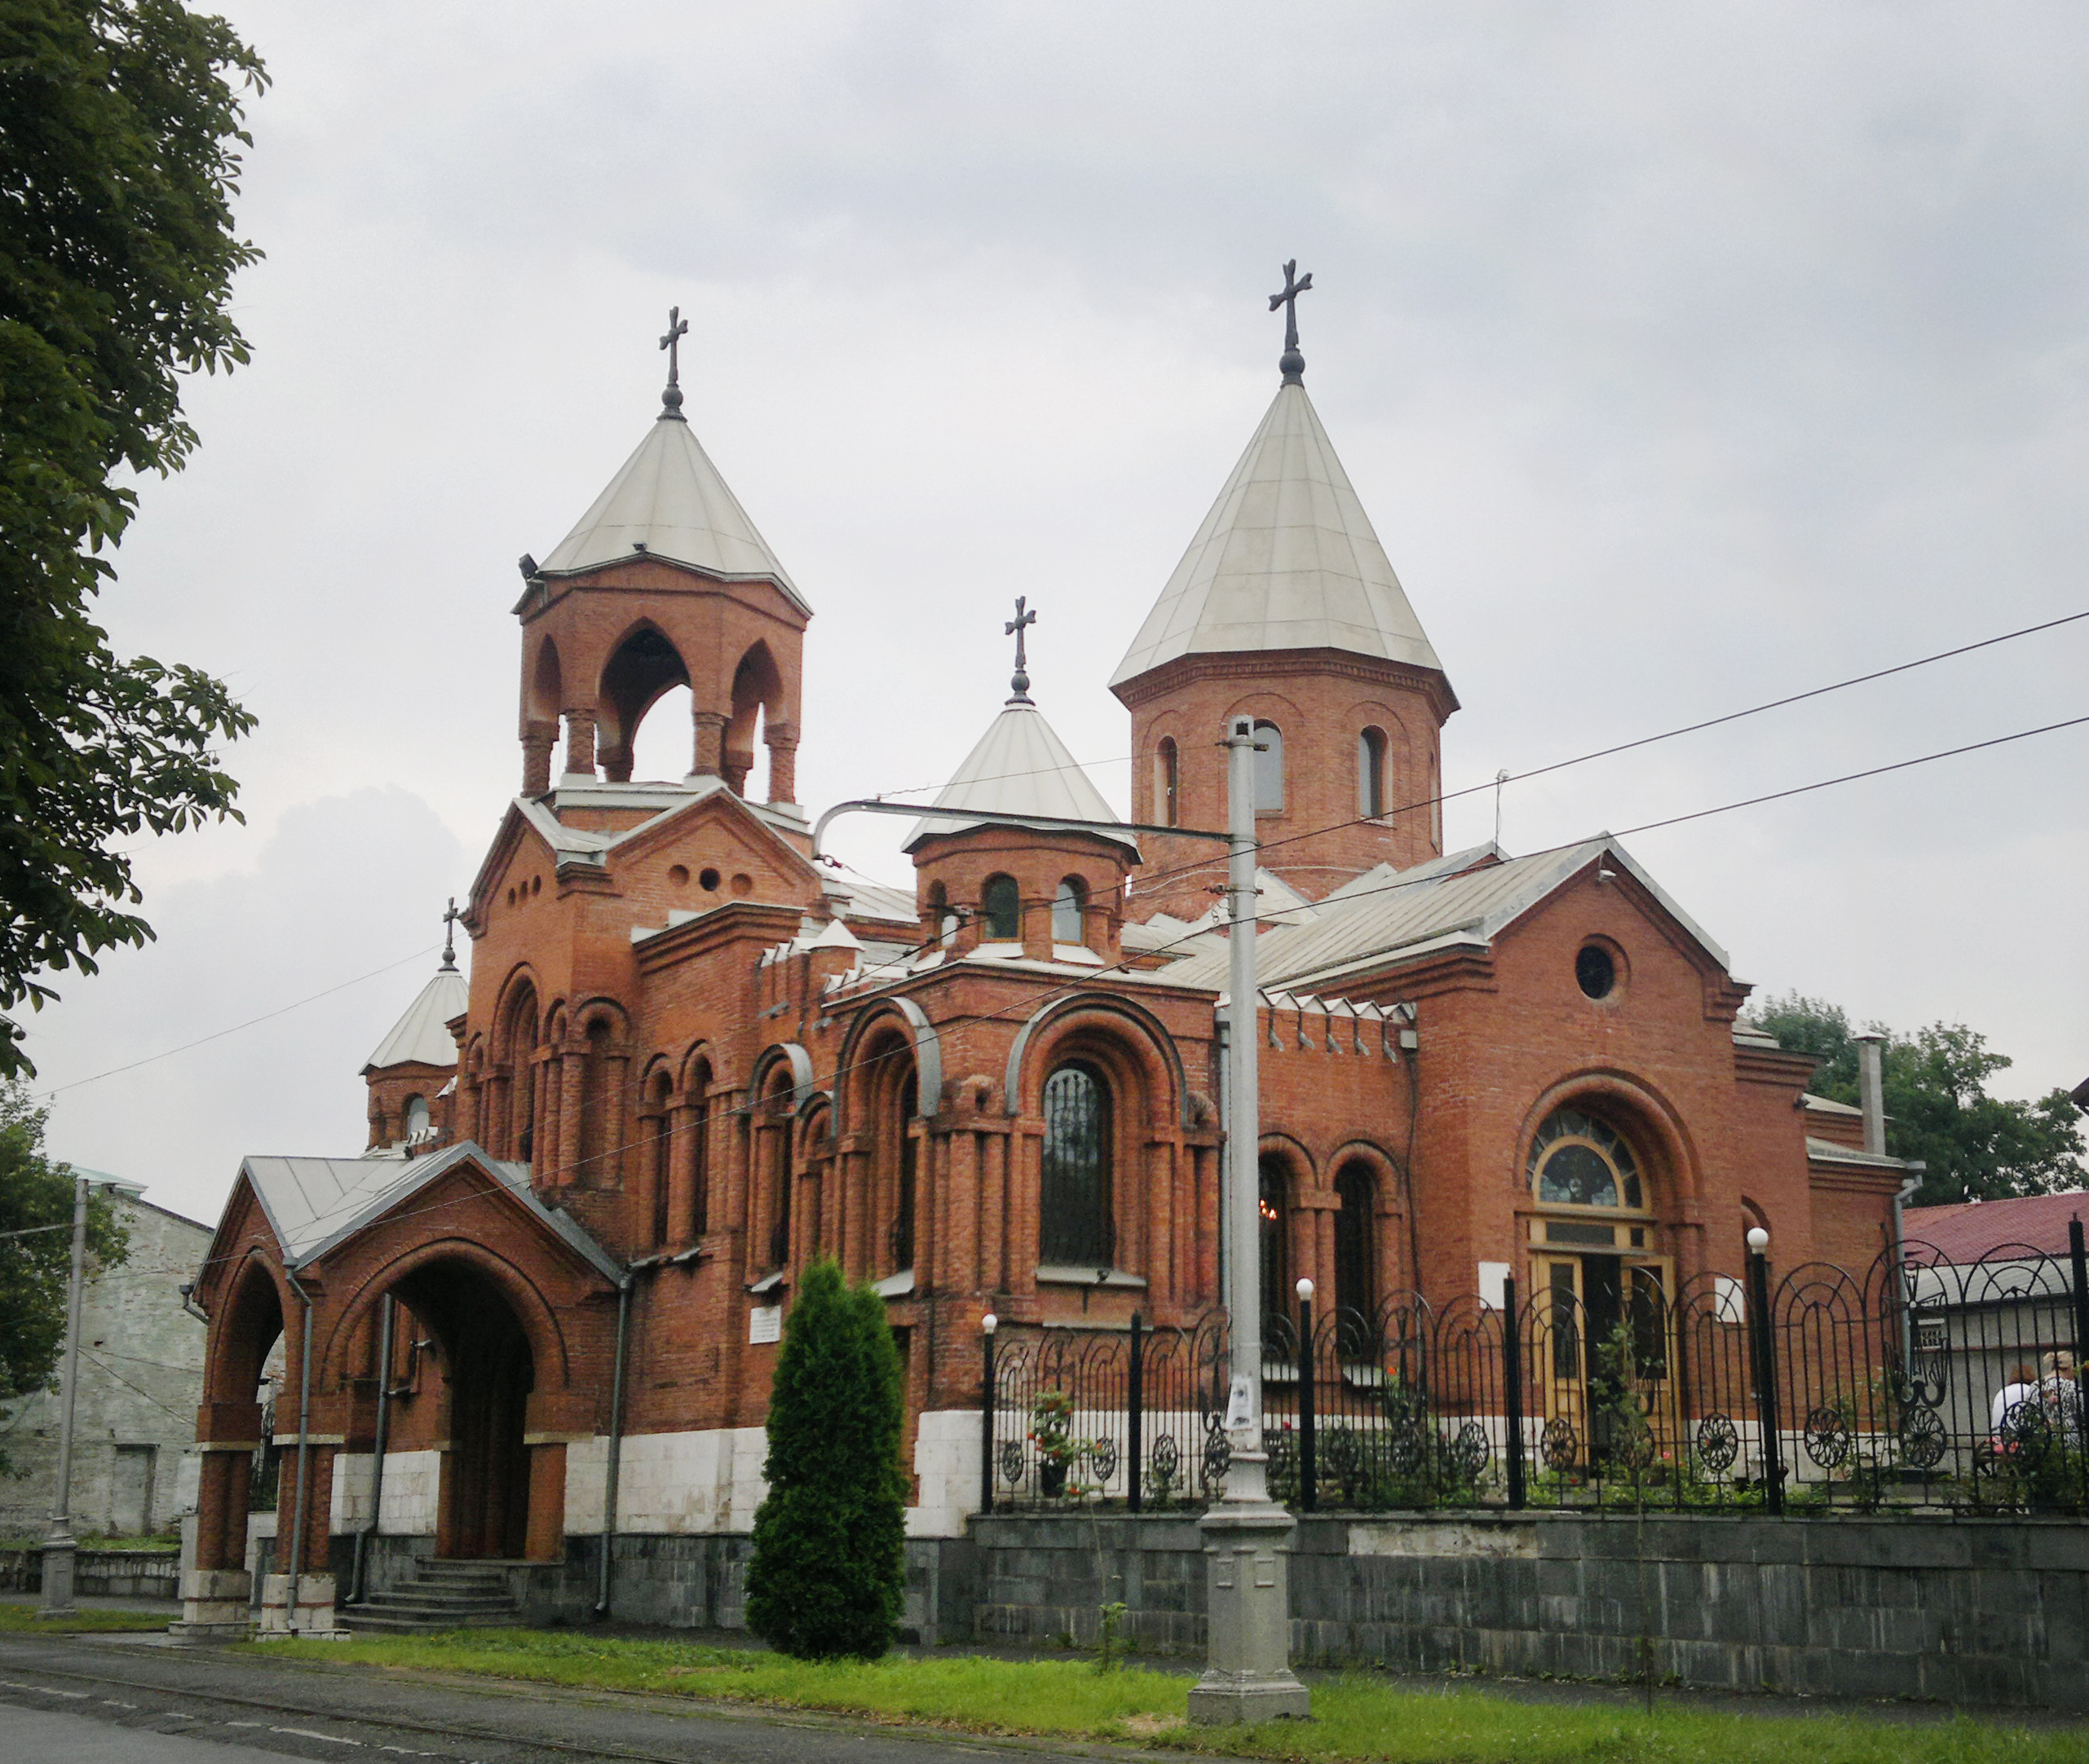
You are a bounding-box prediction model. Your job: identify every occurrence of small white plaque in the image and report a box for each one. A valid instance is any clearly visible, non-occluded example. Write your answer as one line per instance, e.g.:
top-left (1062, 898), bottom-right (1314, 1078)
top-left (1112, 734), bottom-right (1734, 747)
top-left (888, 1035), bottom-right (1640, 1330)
top-left (1477, 1261), bottom-right (1511, 1310)
top-left (749, 1303), bottom-right (783, 1345)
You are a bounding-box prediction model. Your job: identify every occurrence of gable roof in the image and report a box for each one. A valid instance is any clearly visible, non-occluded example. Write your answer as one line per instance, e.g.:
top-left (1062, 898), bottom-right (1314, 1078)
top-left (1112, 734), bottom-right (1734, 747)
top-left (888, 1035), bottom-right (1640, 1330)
top-left (364, 964), bottom-right (469, 1071)
top-left (1111, 380), bottom-right (1446, 688)
top-left (537, 411), bottom-right (808, 614)
top-left (1904, 1190), bottom-right (2089, 1263)
top-left (1155, 836), bottom-right (1726, 995)
top-left (238, 1142), bottom-right (621, 1281)
top-left (903, 698), bottom-right (1136, 857)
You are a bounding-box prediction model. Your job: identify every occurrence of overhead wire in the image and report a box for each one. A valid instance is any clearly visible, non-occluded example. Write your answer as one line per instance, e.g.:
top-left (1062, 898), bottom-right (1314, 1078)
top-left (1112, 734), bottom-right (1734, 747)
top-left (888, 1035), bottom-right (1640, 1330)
top-left (147, 700), bottom-right (2089, 1287)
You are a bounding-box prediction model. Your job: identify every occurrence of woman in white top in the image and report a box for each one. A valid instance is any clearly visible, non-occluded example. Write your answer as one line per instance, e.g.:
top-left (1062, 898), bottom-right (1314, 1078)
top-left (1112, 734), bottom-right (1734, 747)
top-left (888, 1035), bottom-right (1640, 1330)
top-left (1991, 1363), bottom-right (2041, 1439)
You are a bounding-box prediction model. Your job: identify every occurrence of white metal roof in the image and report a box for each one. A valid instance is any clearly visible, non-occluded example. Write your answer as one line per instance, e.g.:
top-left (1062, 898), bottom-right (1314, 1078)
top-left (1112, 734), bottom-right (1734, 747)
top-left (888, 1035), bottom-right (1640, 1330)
top-left (363, 964), bottom-right (469, 1071)
top-left (538, 412), bottom-right (807, 612)
top-left (1111, 380), bottom-right (1446, 686)
top-left (1156, 836), bottom-right (1728, 994)
top-left (902, 699), bottom-right (1137, 856)
top-left (239, 1143), bottom-right (621, 1279)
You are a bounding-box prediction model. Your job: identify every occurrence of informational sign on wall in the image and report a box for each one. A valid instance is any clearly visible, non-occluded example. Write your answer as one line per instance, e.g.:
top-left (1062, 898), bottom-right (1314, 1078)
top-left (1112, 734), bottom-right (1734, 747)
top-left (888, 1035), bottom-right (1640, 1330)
top-left (749, 1304), bottom-right (783, 1345)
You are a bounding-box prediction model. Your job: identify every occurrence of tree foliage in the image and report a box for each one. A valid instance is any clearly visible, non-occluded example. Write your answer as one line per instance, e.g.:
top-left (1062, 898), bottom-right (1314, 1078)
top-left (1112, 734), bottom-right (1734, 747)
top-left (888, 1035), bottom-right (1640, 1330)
top-left (1756, 993), bottom-right (2087, 1205)
top-left (0, 1080), bottom-right (128, 1474)
top-left (0, 0), bottom-right (267, 1075)
top-left (744, 1257), bottom-right (908, 1660)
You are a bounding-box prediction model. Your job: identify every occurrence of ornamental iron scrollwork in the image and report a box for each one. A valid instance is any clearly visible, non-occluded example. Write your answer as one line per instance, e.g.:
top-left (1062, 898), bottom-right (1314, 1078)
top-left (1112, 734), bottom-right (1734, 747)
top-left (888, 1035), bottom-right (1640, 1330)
top-left (998, 1440), bottom-right (1027, 1487)
top-left (1087, 1437), bottom-right (1120, 1484)
top-left (1898, 1401), bottom-right (1946, 1471)
top-left (1200, 1414), bottom-right (1232, 1493)
top-left (1694, 1413), bottom-right (1740, 1475)
top-left (1999, 1398), bottom-right (2053, 1465)
top-left (1540, 1415), bottom-right (1579, 1472)
top-left (1445, 1420), bottom-right (1491, 1483)
top-left (1613, 1418), bottom-right (1658, 1473)
top-left (1804, 1405), bottom-right (1853, 1470)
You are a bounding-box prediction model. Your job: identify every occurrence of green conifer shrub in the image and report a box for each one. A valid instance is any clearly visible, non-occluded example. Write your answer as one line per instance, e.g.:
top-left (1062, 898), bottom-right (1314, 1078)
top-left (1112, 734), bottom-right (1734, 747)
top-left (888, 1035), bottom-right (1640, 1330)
top-left (744, 1256), bottom-right (908, 1659)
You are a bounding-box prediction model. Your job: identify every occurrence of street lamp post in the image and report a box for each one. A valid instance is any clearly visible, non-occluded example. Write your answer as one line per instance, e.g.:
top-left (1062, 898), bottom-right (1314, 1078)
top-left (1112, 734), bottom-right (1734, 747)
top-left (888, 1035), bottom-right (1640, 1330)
top-left (38, 1175), bottom-right (89, 1619)
top-left (1186, 717), bottom-right (1311, 1723)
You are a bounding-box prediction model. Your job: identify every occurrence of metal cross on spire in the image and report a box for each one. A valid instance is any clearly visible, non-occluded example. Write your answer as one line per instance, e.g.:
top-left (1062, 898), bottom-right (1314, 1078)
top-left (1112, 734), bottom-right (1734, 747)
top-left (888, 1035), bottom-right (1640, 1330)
top-left (1005, 596), bottom-right (1038, 703)
top-left (1269, 259), bottom-right (1313, 385)
top-left (440, 897), bottom-right (463, 971)
top-left (658, 306), bottom-right (690, 421)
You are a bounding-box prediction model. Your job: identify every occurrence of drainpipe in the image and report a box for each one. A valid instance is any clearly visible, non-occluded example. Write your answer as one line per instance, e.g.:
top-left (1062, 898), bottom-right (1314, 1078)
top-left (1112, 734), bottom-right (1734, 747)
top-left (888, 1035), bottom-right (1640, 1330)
top-left (351, 1294), bottom-right (397, 1605)
top-left (594, 1272), bottom-right (633, 1619)
top-left (281, 1264), bottom-right (316, 1638)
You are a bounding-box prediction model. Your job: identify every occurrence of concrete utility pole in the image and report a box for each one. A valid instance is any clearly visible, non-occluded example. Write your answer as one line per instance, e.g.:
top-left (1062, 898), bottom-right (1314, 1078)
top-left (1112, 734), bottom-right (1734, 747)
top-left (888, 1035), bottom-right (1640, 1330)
top-left (38, 1175), bottom-right (90, 1619)
top-left (1187, 717), bottom-right (1310, 1723)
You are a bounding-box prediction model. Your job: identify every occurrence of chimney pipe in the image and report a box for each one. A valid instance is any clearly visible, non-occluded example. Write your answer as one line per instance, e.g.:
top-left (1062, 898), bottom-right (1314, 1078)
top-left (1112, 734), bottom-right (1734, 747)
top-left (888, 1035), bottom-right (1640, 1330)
top-left (1857, 1034), bottom-right (1886, 1157)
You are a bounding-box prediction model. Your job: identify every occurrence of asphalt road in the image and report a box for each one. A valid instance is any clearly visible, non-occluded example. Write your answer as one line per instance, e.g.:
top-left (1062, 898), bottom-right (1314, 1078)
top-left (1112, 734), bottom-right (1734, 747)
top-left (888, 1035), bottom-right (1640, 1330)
top-left (0, 1630), bottom-right (1139, 1764)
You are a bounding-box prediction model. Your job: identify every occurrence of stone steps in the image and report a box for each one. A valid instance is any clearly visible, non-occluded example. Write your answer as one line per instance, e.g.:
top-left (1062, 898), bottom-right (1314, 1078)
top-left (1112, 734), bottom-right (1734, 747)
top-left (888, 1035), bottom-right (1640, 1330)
top-left (343, 1559), bottom-right (528, 1634)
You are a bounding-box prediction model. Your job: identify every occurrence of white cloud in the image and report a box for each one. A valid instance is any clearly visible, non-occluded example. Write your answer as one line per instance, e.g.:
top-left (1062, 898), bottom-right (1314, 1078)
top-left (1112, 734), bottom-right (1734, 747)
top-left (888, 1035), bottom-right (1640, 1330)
top-left (26, 1), bottom-right (2088, 1219)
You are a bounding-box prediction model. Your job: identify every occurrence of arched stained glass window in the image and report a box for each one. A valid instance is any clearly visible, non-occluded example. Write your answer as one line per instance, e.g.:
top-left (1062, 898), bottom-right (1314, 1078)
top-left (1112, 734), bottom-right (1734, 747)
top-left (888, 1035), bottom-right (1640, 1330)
top-left (1052, 877), bottom-right (1087, 946)
top-left (983, 874), bottom-right (1021, 941)
top-left (1333, 1162), bottom-right (1376, 1330)
top-left (1528, 1109), bottom-right (1644, 1210)
top-left (1253, 721), bottom-right (1284, 814)
top-left (1040, 1062), bottom-right (1111, 1265)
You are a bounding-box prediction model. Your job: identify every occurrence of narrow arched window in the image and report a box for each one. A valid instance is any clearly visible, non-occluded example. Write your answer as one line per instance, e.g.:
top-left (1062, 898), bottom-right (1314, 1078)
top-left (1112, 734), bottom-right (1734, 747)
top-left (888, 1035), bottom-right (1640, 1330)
top-left (647, 1072), bottom-right (673, 1247)
top-left (1051, 877), bottom-right (1087, 946)
top-left (894, 1069), bottom-right (918, 1270)
top-left (577, 1018), bottom-right (613, 1180)
top-left (983, 874), bottom-right (1021, 941)
top-left (1252, 721), bottom-right (1284, 814)
top-left (1333, 1162), bottom-right (1376, 1349)
top-left (1358, 727), bottom-right (1388, 819)
top-left (1155, 738), bottom-right (1180, 827)
top-left (687, 1060), bottom-right (712, 1237)
top-left (1040, 1062), bottom-right (1111, 1265)
top-left (926, 881), bottom-right (957, 948)
top-left (765, 1069), bottom-right (794, 1267)
top-left (1258, 1156), bottom-right (1291, 1324)
top-left (403, 1095), bottom-right (431, 1143)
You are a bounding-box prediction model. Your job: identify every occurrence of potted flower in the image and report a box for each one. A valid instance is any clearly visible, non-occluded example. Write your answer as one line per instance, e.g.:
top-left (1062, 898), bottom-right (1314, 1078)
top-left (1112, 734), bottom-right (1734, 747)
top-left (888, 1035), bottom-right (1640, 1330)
top-left (1029, 1387), bottom-right (1086, 1498)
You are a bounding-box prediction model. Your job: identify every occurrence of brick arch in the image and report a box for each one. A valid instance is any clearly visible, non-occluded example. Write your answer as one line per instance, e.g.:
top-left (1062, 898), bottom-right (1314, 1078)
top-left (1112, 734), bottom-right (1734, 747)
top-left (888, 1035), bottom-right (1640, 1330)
top-left (678, 1038), bottom-right (723, 1091)
top-left (202, 1249), bottom-right (292, 1405)
top-left (1516, 1069), bottom-right (1702, 1213)
top-left (569, 995), bottom-right (631, 1042)
top-left (316, 1233), bottom-right (576, 1396)
top-left (1256, 1131), bottom-right (1317, 1189)
top-left (751, 1041), bottom-right (815, 1109)
top-left (493, 967), bottom-right (544, 1059)
top-left (834, 999), bottom-right (942, 1134)
top-left (1004, 994), bottom-right (1187, 1130)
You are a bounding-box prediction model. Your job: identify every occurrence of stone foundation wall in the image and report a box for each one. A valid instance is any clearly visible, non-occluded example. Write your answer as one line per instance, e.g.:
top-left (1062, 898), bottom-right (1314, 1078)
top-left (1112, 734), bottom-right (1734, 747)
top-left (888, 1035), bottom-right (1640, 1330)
top-left (0, 1547), bottom-right (181, 1599)
top-left (972, 1510), bottom-right (2089, 1710)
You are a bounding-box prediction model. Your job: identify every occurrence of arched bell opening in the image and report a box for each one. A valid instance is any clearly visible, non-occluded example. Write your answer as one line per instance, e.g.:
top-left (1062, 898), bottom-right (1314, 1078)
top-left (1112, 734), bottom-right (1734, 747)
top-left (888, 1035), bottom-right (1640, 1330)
top-left (597, 626), bottom-right (691, 783)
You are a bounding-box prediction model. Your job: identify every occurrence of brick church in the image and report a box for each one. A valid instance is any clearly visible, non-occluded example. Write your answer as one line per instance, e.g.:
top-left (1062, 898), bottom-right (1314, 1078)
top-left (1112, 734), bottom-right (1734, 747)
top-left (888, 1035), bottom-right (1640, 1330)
top-left (180, 300), bottom-right (1910, 1633)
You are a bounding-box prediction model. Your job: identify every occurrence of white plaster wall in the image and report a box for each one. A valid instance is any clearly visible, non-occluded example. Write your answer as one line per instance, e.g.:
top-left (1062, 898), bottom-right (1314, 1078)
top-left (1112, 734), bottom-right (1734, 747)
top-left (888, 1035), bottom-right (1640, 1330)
top-left (908, 1409), bottom-right (983, 1538)
top-left (565, 1427), bottom-right (768, 1536)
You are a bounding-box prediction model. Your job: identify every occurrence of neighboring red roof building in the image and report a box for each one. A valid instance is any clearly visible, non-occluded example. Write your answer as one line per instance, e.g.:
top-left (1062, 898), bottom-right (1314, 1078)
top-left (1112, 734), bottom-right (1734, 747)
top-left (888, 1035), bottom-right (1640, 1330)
top-left (1905, 1190), bottom-right (2089, 1262)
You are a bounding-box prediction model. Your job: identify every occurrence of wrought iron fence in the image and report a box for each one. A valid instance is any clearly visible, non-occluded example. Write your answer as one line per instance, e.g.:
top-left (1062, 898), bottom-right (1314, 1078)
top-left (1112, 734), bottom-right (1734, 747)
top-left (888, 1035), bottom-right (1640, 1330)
top-left (979, 1226), bottom-right (2089, 1517)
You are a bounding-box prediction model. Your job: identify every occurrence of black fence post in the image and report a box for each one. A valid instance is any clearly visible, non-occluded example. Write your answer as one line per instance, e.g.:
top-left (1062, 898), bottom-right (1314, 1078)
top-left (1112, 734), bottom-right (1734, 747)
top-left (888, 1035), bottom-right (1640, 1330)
top-left (1128, 1311), bottom-right (1144, 1514)
top-left (1297, 1286), bottom-right (1317, 1513)
top-left (1747, 1244), bottom-right (1784, 1517)
top-left (2069, 1219), bottom-right (2089, 1510)
top-left (979, 1316), bottom-right (996, 1518)
top-left (1502, 1272), bottom-right (1526, 1510)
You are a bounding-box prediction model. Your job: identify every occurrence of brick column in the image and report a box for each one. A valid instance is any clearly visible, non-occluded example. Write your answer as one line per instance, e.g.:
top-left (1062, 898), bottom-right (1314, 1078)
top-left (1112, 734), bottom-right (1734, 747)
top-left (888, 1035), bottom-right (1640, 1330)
top-left (764, 721), bottom-right (800, 804)
top-left (521, 721), bottom-right (557, 796)
top-left (525, 1444), bottom-right (567, 1561)
top-left (666, 1097), bottom-right (697, 1251)
top-left (693, 708), bottom-right (727, 778)
top-left (563, 708), bottom-right (597, 780)
top-left (558, 1049), bottom-right (585, 1188)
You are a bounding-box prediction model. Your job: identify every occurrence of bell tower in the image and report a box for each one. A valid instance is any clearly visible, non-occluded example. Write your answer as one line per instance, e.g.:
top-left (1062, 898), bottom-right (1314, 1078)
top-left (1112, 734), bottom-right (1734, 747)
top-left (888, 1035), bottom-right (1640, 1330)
top-left (1110, 267), bottom-right (1456, 921)
top-left (514, 308), bottom-right (810, 802)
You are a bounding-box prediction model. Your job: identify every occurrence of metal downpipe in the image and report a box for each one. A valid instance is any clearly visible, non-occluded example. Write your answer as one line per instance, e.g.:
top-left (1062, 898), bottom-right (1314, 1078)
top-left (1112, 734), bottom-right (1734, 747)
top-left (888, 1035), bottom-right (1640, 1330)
top-left (351, 1294), bottom-right (396, 1605)
top-left (281, 1265), bottom-right (316, 1638)
top-left (594, 1275), bottom-right (632, 1619)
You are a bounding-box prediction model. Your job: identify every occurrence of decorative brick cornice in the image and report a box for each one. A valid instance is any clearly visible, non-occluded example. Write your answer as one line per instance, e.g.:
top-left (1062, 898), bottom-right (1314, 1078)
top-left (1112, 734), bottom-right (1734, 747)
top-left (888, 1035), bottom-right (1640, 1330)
top-left (1111, 646), bottom-right (1459, 723)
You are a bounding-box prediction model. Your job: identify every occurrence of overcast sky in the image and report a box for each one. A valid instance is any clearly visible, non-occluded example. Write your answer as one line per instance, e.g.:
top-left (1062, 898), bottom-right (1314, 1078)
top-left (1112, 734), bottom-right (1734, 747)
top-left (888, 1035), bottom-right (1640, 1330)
top-left (24, 2), bottom-right (2088, 1226)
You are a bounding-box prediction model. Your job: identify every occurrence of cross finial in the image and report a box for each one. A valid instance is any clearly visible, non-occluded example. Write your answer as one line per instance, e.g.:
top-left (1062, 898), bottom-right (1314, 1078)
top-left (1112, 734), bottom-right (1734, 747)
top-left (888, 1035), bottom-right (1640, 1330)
top-left (1005, 596), bottom-right (1039, 703)
top-left (440, 897), bottom-right (463, 971)
top-left (658, 305), bottom-right (690, 421)
top-left (1269, 260), bottom-right (1313, 385)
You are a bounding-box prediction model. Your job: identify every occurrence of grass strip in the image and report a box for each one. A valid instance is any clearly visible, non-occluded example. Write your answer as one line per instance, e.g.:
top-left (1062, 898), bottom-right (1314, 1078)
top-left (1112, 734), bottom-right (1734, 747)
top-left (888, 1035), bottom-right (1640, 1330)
top-left (246, 1629), bottom-right (2085, 1763)
top-left (0, 1603), bottom-right (172, 1633)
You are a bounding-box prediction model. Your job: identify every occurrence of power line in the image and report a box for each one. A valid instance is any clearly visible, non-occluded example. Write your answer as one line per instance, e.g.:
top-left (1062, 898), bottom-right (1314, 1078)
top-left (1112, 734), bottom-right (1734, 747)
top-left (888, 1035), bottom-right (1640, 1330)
top-left (38, 944), bottom-right (442, 1099)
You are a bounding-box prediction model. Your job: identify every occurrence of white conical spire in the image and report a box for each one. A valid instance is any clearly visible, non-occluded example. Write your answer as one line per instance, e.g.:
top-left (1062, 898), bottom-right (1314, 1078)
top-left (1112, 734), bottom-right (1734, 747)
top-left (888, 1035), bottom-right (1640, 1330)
top-left (537, 412), bottom-right (808, 613)
top-left (362, 964), bottom-right (469, 1073)
top-left (903, 700), bottom-right (1134, 855)
top-left (1109, 380), bottom-right (1442, 686)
